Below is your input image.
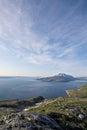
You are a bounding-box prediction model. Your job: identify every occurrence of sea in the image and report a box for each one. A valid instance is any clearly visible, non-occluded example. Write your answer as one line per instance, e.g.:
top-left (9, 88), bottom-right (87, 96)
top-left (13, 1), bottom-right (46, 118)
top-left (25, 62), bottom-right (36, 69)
top-left (0, 77), bottom-right (87, 100)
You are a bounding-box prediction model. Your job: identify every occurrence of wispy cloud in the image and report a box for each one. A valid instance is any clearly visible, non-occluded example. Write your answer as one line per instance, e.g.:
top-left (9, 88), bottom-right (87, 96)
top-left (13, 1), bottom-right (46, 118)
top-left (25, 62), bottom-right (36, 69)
top-left (0, 0), bottom-right (87, 76)
top-left (0, 43), bottom-right (8, 51)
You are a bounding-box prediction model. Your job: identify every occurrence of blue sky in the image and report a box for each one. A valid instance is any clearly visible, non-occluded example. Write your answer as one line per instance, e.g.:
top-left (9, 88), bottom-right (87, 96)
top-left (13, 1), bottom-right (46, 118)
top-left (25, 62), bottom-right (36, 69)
top-left (0, 0), bottom-right (87, 76)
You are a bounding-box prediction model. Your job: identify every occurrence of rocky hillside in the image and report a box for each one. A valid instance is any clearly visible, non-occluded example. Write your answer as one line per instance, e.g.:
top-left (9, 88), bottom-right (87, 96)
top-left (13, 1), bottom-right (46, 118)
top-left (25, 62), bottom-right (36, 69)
top-left (0, 96), bottom-right (44, 109)
top-left (28, 84), bottom-right (87, 130)
top-left (0, 84), bottom-right (87, 130)
top-left (0, 112), bottom-right (63, 130)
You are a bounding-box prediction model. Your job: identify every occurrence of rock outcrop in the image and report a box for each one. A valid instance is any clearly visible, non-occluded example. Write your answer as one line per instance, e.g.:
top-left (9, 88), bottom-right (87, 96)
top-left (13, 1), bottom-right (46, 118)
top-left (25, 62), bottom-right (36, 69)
top-left (0, 96), bottom-right (44, 110)
top-left (0, 112), bottom-right (63, 130)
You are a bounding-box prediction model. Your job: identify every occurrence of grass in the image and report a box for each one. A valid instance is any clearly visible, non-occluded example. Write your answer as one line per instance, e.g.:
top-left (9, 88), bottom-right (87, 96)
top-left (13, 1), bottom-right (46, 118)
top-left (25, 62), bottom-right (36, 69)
top-left (28, 96), bottom-right (87, 129)
top-left (28, 97), bottom-right (87, 114)
top-left (0, 84), bottom-right (87, 129)
top-left (28, 84), bottom-right (87, 129)
top-left (67, 84), bottom-right (87, 98)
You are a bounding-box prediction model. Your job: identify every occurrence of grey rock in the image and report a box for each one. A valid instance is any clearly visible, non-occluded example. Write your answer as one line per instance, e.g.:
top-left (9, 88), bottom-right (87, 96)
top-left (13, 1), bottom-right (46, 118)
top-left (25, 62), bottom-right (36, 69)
top-left (78, 114), bottom-right (85, 120)
top-left (0, 112), bottom-right (63, 130)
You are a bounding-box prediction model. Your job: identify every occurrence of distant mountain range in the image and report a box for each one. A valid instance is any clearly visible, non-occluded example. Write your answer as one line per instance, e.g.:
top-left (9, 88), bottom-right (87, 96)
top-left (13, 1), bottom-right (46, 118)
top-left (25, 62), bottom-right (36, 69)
top-left (38, 73), bottom-right (87, 82)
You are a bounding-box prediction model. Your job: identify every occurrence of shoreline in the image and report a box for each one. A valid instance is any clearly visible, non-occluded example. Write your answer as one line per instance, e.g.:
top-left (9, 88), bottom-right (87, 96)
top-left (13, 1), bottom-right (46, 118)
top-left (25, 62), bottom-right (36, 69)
top-left (0, 96), bottom-right (44, 110)
top-left (65, 90), bottom-right (71, 97)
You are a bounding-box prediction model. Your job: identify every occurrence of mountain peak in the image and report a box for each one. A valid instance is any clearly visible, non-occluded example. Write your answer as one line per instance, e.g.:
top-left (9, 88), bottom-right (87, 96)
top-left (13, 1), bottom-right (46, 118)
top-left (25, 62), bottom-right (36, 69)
top-left (58, 73), bottom-right (67, 77)
top-left (58, 73), bottom-right (74, 78)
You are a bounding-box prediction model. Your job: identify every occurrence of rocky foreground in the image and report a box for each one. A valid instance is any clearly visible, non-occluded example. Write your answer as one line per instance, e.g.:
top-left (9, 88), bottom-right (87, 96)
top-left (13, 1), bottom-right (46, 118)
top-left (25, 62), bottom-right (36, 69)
top-left (0, 96), bottom-right (64, 130)
top-left (0, 112), bottom-right (63, 130)
top-left (0, 84), bottom-right (87, 130)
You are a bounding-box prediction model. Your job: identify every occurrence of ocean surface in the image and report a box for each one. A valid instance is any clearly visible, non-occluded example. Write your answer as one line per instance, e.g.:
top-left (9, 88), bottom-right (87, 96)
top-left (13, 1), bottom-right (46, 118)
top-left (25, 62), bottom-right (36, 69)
top-left (0, 77), bottom-right (87, 100)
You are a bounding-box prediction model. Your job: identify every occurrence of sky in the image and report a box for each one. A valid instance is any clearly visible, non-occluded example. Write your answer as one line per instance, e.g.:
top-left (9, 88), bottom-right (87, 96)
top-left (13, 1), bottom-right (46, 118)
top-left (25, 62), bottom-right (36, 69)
top-left (0, 0), bottom-right (87, 77)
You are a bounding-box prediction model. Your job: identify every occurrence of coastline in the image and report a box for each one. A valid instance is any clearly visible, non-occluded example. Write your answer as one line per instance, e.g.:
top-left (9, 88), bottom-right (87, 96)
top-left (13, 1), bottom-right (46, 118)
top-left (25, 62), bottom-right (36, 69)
top-left (65, 90), bottom-right (70, 97)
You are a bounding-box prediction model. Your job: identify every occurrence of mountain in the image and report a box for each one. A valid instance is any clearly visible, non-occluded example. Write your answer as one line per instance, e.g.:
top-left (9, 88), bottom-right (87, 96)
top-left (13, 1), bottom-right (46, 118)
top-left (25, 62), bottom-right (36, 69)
top-left (77, 76), bottom-right (87, 81)
top-left (38, 73), bottom-right (76, 82)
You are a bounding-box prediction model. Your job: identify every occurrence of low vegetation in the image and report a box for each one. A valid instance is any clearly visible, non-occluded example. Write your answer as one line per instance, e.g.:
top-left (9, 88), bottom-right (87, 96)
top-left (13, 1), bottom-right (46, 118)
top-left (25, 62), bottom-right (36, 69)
top-left (28, 84), bottom-right (87, 130)
top-left (0, 84), bottom-right (87, 130)
top-left (68, 84), bottom-right (87, 98)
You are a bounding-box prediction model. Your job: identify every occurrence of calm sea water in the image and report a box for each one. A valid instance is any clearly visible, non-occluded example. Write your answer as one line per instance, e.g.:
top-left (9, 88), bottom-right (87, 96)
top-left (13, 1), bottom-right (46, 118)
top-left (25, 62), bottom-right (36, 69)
top-left (0, 77), bottom-right (87, 100)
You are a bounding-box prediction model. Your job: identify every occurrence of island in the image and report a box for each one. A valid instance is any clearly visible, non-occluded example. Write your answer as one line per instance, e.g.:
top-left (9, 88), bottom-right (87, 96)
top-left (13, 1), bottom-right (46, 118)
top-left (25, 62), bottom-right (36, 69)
top-left (38, 73), bottom-right (87, 82)
top-left (38, 73), bottom-right (76, 82)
